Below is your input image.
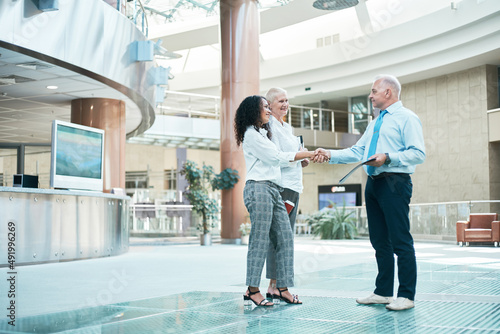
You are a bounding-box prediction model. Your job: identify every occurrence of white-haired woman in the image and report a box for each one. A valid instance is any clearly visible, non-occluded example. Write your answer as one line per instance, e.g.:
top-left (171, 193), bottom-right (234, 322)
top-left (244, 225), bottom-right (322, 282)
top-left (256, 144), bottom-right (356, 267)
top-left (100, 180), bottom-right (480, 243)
top-left (264, 87), bottom-right (309, 303)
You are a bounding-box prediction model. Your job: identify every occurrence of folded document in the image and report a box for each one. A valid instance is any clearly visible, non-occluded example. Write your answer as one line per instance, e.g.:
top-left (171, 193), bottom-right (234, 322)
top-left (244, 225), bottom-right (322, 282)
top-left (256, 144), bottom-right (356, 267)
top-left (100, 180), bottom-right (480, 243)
top-left (339, 158), bottom-right (376, 184)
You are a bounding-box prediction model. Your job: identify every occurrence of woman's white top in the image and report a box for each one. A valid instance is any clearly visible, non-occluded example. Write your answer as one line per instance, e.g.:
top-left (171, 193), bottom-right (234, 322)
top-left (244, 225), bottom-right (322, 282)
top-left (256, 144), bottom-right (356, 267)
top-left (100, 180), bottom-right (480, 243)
top-left (242, 125), bottom-right (296, 186)
top-left (269, 116), bottom-right (304, 194)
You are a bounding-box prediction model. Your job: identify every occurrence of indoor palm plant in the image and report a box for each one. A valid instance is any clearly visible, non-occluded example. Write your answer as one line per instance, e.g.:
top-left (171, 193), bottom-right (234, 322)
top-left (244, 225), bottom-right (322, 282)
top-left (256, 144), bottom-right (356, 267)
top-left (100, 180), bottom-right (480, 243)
top-left (307, 201), bottom-right (358, 240)
top-left (180, 160), bottom-right (239, 245)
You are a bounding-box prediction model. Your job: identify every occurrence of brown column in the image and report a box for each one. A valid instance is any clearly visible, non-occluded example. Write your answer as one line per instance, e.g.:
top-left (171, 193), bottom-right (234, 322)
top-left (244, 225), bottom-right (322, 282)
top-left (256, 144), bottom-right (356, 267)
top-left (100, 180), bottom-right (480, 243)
top-left (219, 0), bottom-right (260, 243)
top-left (71, 98), bottom-right (126, 193)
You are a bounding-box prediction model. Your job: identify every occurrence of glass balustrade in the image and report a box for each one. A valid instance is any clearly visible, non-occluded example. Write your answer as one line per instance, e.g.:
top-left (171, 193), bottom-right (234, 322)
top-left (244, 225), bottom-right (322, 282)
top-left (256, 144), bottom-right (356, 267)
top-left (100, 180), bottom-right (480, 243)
top-left (344, 200), bottom-right (500, 241)
top-left (129, 200), bottom-right (500, 240)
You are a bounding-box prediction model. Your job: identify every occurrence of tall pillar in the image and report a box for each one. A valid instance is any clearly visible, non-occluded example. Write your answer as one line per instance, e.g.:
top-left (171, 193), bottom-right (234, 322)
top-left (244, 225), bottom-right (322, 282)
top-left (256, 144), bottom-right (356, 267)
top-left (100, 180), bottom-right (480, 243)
top-left (219, 0), bottom-right (260, 243)
top-left (71, 98), bottom-right (126, 193)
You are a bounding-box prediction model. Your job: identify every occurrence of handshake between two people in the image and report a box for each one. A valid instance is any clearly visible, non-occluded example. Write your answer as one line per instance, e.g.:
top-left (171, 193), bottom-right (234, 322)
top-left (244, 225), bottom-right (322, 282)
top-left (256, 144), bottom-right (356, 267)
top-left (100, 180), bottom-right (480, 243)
top-left (300, 147), bottom-right (389, 167)
top-left (297, 147), bottom-right (330, 164)
top-left (310, 148), bottom-right (330, 164)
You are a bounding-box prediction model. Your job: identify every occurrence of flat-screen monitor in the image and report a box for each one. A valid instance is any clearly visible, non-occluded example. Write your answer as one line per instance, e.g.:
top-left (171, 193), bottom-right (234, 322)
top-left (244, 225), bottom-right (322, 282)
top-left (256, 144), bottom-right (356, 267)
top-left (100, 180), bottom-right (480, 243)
top-left (50, 120), bottom-right (105, 191)
top-left (318, 184), bottom-right (362, 210)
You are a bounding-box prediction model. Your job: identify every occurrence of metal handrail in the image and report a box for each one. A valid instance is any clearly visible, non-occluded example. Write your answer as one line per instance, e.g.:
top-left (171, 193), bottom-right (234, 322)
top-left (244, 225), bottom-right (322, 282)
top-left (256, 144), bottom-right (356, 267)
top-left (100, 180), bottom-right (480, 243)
top-left (132, 203), bottom-right (193, 211)
top-left (155, 90), bottom-right (371, 134)
top-left (345, 200), bottom-right (500, 211)
top-left (123, 0), bottom-right (149, 37)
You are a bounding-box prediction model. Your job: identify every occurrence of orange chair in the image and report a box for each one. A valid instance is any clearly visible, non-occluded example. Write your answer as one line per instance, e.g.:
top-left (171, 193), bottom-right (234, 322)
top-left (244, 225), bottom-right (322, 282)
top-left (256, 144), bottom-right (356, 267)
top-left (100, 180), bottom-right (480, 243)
top-left (456, 213), bottom-right (499, 247)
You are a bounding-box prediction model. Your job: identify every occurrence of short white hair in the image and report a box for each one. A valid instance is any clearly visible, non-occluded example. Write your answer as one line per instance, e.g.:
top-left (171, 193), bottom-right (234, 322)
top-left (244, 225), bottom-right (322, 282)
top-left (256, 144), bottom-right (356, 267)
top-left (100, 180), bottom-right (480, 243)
top-left (265, 87), bottom-right (287, 104)
top-left (374, 74), bottom-right (401, 99)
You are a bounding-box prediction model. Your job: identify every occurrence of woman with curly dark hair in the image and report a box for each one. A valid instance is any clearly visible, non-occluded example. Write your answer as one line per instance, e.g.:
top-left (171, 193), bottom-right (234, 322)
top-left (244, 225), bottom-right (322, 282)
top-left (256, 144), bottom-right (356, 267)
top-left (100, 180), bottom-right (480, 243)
top-left (235, 95), bottom-right (314, 307)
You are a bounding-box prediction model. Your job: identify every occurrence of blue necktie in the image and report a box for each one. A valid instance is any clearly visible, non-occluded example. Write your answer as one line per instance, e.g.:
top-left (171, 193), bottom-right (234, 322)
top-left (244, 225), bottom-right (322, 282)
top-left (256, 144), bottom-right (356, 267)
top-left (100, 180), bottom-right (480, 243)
top-left (366, 110), bottom-right (387, 175)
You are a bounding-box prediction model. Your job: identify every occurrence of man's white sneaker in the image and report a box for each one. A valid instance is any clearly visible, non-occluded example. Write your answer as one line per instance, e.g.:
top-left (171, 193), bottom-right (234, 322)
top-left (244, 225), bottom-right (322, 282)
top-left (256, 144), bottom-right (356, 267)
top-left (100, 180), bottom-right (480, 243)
top-left (356, 293), bottom-right (393, 305)
top-left (385, 297), bottom-right (414, 311)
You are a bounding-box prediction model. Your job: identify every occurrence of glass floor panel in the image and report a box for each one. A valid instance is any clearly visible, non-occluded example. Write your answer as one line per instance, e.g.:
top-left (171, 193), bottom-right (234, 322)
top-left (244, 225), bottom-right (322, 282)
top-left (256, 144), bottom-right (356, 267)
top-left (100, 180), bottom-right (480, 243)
top-left (2, 278), bottom-right (499, 333)
top-left (3, 294), bottom-right (498, 334)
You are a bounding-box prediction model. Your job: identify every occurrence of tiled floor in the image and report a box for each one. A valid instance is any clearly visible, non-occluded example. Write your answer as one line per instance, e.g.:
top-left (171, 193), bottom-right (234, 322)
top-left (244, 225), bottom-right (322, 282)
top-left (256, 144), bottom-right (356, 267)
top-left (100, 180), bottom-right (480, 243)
top-left (1, 238), bottom-right (499, 333)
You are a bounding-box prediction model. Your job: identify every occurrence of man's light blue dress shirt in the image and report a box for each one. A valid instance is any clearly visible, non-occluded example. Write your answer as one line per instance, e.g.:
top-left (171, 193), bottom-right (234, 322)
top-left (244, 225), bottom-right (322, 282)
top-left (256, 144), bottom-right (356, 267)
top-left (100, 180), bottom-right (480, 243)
top-left (329, 101), bottom-right (426, 176)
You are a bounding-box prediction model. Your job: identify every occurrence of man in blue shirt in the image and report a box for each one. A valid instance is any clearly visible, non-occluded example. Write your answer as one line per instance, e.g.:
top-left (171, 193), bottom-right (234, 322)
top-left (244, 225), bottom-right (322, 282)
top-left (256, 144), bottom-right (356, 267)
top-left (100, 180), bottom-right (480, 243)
top-left (314, 74), bottom-right (425, 311)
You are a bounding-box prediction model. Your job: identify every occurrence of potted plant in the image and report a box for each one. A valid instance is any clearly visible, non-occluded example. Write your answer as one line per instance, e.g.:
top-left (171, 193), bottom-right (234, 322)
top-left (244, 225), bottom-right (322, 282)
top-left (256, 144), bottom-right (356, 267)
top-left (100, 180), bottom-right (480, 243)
top-left (306, 201), bottom-right (358, 240)
top-left (180, 160), bottom-right (239, 245)
top-left (239, 222), bottom-right (251, 245)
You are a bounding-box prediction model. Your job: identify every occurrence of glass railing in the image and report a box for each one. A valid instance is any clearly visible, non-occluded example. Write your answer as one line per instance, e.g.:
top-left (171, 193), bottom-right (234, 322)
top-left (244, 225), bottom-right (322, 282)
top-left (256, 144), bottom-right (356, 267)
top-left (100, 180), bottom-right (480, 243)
top-left (288, 105), bottom-right (372, 134)
top-left (156, 90), bottom-right (221, 119)
top-left (129, 203), bottom-right (225, 236)
top-left (154, 93), bottom-right (364, 135)
top-left (289, 105), bottom-right (333, 131)
top-left (129, 200), bottom-right (500, 240)
top-left (342, 200), bottom-right (500, 241)
top-left (123, 0), bottom-right (149, 37)
top-left (130, 202), bottom-right (195, 235)
top-left (129, 188), bottom-right (221, 236)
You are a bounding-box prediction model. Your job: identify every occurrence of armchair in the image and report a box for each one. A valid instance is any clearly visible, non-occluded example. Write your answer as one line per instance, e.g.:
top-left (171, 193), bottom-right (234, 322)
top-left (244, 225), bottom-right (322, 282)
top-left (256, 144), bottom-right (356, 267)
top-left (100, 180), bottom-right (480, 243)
top-left (456, 213), bottom-right (499, 247)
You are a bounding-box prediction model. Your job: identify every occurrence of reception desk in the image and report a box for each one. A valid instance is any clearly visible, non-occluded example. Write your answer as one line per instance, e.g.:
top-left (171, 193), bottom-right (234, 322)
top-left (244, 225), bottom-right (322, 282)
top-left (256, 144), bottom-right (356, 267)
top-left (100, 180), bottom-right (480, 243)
top-left (0, 187), bottom-right (129, 267)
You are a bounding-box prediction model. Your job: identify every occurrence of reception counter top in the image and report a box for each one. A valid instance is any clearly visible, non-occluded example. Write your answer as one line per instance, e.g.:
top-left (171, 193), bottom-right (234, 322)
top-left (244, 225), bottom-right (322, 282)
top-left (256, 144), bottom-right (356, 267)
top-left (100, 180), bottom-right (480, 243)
top-left (0, 186), bottom-right (129, 199)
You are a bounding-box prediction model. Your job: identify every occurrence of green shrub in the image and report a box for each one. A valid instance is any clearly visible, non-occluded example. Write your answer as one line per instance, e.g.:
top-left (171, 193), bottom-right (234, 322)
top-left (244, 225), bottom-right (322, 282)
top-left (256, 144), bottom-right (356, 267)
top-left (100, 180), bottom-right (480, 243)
top-left (180, 160), bottom-right (239, 234)
top-left (307, 202), bottom-right (357, 240)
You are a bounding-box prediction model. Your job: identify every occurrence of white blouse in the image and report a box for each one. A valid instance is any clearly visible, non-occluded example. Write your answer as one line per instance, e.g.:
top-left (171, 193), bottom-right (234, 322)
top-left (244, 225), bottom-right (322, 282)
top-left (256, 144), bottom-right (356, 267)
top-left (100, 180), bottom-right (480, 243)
top-left (269, 116), bottom-right (304, 194)
top-left (242, 125), bottom-right (295, 186)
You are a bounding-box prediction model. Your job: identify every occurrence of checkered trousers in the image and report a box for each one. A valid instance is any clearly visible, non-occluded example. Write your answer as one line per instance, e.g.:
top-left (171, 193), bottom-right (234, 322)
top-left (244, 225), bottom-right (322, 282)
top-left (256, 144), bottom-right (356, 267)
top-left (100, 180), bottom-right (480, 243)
top-left (244, 180), bottom-right (295, 288)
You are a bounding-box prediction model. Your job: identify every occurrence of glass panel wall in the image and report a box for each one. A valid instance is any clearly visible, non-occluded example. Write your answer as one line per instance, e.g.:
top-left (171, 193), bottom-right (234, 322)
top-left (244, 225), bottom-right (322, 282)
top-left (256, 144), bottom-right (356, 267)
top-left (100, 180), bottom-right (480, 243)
top-left (0, 146), bottom-right (51, 188)
top-left (350, 95), bottom-right (371, 134)
top-left (125, 170), bottom-right (149, 193)
top-left (497, 66), bottom-right (500, 105)
top-left (322, 108), bottom-right (332, 132)
top-left (290, 106), bottom-right (311, 129)
top-left (336, 200), bottom-right (500, 239)
top-left (289, 106), bottom-right (338, 132)
top-left (164, 169), bottom-right (177, 190)
top-left (310, 106), bottom-right (321, 130)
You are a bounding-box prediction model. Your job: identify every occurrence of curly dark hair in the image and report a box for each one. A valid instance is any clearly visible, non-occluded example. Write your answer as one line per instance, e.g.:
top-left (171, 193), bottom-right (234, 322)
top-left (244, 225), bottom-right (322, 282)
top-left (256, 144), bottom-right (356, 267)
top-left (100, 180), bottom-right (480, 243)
top-left (234, 95), bottom-right (272, 146)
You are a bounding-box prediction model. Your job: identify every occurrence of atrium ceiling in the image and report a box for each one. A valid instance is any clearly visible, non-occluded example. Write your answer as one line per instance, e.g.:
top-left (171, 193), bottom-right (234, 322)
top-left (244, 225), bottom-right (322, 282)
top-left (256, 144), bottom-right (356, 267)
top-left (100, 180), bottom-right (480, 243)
top-left (148, 0), bottom-right (500, 105)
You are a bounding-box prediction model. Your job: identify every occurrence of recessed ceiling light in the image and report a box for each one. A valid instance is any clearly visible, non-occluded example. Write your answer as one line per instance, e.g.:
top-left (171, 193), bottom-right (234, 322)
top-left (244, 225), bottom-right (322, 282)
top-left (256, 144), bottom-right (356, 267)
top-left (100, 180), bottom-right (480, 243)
top-left (16, 61), bottom-right (53, 70)
top-left (46, 85), bottom-right (58, 90)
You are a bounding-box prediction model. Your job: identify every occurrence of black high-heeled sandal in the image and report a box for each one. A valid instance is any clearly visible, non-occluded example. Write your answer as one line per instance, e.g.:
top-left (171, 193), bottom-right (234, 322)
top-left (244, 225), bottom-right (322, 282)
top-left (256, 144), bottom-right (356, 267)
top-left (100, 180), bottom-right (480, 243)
top-left (243, 288), bottom-right (274, 307)
top-left (266, 284), bottom-right (276, 301)
top-left (274, 288), bottom-right (302, 305)
top-left (267, 290), bottom-right (298, 304)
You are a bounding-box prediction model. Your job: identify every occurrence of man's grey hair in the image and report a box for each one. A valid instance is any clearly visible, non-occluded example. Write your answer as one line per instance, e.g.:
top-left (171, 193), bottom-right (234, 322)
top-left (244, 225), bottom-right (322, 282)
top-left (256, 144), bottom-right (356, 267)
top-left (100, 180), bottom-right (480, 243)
top-left (374, 75), bottom-right (401, 99)
top-left (265, 87), bottom-right (287, 104)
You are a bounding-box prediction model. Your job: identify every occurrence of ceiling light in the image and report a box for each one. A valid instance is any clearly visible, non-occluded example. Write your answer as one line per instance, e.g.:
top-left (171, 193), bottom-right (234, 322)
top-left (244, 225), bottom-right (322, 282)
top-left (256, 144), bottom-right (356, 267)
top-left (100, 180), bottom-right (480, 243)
top-left (46, 85), bottom-right (58, 90)
top-left (0, 78), bottom-right (15, 86)
top-left (313, 0), bottom-right (359, 11)
top-left (0, 75), bottom-right (34, 85)
top-left (16, 61), bottom-right (54, 70)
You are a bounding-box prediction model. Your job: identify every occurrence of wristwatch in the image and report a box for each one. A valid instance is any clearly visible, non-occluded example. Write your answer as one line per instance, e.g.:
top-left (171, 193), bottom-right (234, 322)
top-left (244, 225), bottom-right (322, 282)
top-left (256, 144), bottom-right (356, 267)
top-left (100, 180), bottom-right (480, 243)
top-left (384, 153), bottom-right (391, 165)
